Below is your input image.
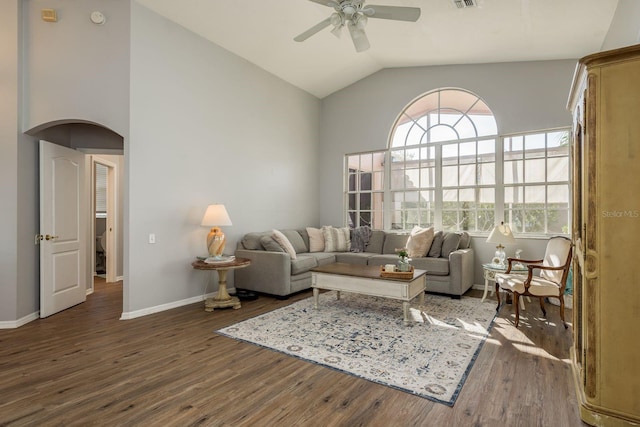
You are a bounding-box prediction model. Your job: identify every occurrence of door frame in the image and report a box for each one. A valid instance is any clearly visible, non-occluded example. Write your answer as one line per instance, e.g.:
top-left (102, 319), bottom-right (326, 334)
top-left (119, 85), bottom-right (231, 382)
top-left (90, 155), bottom-right (118, 289)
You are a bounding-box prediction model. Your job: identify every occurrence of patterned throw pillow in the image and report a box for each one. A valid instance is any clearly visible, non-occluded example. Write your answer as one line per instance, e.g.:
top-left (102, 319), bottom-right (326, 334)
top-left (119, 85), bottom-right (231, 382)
top-left (406, 226), bottom-right (435, 258)
top-left (322, 226), bottom-right (351, 252)
top-left (306, 227), bottom-right (325, 252)
top-left (272, 229), bottom-right (297, 260)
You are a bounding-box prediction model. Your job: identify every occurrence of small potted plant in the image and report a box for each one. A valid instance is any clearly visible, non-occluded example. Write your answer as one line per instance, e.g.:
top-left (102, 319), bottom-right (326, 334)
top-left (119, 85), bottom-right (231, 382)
top-left (397, 248), bottom-right (411, 272)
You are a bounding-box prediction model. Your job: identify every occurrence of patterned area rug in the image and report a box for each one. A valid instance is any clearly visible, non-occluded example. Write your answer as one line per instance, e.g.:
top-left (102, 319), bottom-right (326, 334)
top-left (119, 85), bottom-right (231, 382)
top-left (217, 292), bottom-right (496, 406)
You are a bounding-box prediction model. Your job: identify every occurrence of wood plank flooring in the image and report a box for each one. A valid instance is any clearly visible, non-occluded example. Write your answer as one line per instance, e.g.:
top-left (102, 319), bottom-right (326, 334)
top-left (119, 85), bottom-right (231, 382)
top-left (0, 279), bottom-right (586, 426)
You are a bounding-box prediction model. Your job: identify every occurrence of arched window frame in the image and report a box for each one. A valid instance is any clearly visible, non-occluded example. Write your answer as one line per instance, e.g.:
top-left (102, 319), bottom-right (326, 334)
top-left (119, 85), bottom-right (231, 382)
top-left (386, 88), bottom-right (498, 232)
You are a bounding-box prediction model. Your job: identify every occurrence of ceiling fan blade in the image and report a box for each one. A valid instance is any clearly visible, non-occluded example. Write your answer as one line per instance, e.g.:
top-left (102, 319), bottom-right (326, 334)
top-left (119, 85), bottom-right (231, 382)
top-left (365, 5), bottom-right (421, 22)
top-left (309, 0), bottom-right (340, 7)
top-left (294, 17), bottom-right (333, 42)
top-left (347, 21), bottom-right (370, 53)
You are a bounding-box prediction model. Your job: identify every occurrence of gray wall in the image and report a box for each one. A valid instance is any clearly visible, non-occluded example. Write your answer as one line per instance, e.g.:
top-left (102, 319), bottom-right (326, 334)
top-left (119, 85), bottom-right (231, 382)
top-left (601, 0), bottom-right (640, 50)
top-left (126, 3), bottom-right (321, 314)
top-left (0, 1), bottom-right (20, 322)
top-left (318, 60), bottom-right (577, 285)
top-left (23, 0), bottom-right (130, 136)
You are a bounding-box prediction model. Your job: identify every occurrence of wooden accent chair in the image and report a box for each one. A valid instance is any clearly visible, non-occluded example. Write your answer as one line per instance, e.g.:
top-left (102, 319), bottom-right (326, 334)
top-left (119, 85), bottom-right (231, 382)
top-left (495, 236), bottom-right (572, 328)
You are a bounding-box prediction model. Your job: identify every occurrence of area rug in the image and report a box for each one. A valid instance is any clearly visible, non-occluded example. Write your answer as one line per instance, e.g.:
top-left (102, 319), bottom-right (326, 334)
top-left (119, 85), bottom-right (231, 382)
top-left (216, 292), bottom-right (496, 406)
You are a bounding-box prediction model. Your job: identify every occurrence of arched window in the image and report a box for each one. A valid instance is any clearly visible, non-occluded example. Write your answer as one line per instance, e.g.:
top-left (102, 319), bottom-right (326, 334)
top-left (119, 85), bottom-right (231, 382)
top-left (388, 88), bottom-right (497, 232)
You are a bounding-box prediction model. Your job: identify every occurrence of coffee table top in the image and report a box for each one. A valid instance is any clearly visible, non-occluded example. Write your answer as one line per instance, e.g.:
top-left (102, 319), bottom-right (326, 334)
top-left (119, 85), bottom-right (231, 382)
top-left (312, 262), bottom-right (426, 281)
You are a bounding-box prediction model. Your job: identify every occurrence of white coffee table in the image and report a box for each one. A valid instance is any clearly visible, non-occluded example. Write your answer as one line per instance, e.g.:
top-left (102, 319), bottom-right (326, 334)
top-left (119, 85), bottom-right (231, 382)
top-left (311, 263), bottom-right (427, 326)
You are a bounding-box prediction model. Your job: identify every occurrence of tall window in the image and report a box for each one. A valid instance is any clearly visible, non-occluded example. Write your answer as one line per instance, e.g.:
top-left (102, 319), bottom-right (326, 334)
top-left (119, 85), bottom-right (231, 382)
top-left (389, 88), bottom-right (497, 232)
top-left (503, 130), bottom-right (570, 234)
top-left (346, 152), bottom-right (385, 228)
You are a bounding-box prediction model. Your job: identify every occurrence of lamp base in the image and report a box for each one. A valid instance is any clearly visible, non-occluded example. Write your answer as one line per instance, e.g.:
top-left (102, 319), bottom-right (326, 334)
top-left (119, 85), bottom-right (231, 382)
top-left (206, 227), bottom-right (226, 257)
top-left (493, 245), bottom-right (506, 267)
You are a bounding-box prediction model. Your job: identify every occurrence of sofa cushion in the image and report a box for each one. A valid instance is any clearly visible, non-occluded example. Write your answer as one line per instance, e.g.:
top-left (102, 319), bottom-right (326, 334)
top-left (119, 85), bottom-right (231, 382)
top-left (272, 229), bottom-right (297, 260)
top-left (282, 229), bottom-right (307, 253)
top-left (306, 227), bottom-right (325, 252)
top-left (382, 233), bottom-right (409, 255)
top-left (366, 230), bottom-right (385, 254)
top-left (406, 226), bottom-right (435, 258)
top-left (428, 231), bottom-right (444, 257)
top-left (441, 232), bottom-right (462, 258)
top-left (335, 252), bottom-right (371, 265)
top-left (304, 251), bottom-right (336, 266)
top-left (297, 228), bottom-right (310, 252)
top-left (410, 257), bottom-right (450, 276)
top-left (323, 226), bottom-right (350, 252)
top-left (260, 236), bottom-right (284, 252)
top-left (241, 231), bottom-right (271, 250)
top-left (458, 231), bottom-right (471, 249)
top-left (290, 255), bottom-right (318, 275)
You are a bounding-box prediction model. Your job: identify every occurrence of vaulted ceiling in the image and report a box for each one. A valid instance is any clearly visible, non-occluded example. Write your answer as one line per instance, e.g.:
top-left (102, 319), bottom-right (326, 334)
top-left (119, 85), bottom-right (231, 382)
top-left (136, 0), bottom-right (619, 98)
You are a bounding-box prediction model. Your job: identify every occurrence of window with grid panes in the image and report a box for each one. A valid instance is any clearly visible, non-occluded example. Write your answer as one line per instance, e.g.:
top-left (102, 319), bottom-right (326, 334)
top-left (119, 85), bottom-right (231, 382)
top-left (503, 130), bottom-right (570, 234)
top-left (346, 152), bottom-right (385, 229)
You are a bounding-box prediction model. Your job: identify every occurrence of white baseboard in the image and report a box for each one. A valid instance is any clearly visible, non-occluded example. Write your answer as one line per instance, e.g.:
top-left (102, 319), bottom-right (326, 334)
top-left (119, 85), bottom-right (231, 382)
top-left (119, 288), bottom-right (235, 320)
top-left (472, 284), bottom-right (485, 291)
top-left (0, 311), bottom-right (39, 329)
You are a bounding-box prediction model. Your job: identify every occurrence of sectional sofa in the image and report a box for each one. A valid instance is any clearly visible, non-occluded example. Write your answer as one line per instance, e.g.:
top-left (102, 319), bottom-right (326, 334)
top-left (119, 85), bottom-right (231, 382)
top-left (234, 228), bottom-right (474, 298)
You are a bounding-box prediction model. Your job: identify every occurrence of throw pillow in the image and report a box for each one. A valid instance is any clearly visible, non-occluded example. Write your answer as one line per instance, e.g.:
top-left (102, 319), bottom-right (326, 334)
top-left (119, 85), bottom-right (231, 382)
top-left (260, 235), bottom-right (284, 252)
top-left (322, 226), bottom-right (351, 252)
top-left (281, 229), bottom-right (308, 253)
top-left (458, 231), bottom-right (471, 249)
top-left (440, 232), bottom-right (462, 258)
top-left (272, 229), bottom-right (297, 260)
top-left (406, 226), bottom-right (435, 258)
top-left (428, 231), bottom-right (444, 257)
top-left (306, 227), bottom-right (325, 252)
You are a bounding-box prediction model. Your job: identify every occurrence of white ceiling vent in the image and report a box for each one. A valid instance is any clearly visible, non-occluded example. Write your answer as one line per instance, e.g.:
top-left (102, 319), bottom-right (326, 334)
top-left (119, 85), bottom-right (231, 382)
top-left (453, 0), bottom-right (477, 8)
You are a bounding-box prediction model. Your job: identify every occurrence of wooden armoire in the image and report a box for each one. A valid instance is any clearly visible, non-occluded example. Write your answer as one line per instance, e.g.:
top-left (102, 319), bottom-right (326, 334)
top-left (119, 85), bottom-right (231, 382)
top-left (567, 44), bottom-right (640, 427)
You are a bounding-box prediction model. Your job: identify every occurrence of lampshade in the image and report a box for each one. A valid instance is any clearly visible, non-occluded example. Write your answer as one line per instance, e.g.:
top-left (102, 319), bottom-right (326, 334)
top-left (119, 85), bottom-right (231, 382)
top-left (201, 204), bottom-right (232, 227)
top-left (486, 222), bottom-right (516, 246)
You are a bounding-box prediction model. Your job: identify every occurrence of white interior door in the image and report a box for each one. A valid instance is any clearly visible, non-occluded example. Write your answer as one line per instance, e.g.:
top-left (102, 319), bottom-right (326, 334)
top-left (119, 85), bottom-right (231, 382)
top-left (40, 140), bottom-right (87, 318)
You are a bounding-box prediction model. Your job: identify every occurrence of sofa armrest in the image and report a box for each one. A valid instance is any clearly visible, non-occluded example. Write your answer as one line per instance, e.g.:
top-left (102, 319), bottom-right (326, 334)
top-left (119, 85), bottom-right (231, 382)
top-left (234, 249), bottom-right (292, 296)
top-left (448, 248), bottom-right (475, 296)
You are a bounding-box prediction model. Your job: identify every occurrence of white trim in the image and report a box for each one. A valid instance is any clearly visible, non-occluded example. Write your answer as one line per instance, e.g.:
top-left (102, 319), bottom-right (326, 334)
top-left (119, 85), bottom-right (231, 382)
top-left (119, 289), bottom-right (235, 320)
top-left (0, 311), bottom-right (39, 329)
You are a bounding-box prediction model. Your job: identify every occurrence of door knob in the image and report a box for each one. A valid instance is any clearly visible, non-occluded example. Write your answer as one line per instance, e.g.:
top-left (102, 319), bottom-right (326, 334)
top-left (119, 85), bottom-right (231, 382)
top-left (45, 234), bottom-right (59, 241)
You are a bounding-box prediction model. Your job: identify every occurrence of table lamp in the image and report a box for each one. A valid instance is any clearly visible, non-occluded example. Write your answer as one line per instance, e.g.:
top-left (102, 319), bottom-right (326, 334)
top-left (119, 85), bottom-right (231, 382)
top-left (486, 221), bottom-right (516, 267)
top-left (201, 204), bottom-right (232, 258)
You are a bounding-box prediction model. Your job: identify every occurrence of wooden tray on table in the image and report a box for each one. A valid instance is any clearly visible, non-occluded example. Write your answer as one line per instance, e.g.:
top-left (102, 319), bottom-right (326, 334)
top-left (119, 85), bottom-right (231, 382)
top-left (379, 265), bottom-right (414, 280)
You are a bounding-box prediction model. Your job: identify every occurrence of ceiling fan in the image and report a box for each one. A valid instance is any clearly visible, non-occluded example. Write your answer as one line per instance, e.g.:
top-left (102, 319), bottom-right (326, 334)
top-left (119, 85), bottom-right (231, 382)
top-left (294, 0), bottom-right (421, 53)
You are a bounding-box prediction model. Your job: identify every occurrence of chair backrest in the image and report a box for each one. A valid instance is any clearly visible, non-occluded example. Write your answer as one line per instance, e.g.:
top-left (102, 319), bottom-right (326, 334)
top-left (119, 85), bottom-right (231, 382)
top-left (541, 236), bottom-right (572, 283)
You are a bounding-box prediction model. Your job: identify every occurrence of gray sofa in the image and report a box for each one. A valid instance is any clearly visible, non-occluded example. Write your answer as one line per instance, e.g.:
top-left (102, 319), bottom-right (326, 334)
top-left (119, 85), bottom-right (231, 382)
top-left (234, 228), bottom-right (475, 298)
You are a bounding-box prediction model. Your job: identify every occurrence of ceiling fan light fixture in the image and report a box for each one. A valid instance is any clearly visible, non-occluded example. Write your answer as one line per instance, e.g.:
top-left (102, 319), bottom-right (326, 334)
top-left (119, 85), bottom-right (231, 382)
top-left (355, 14), bottom-right (368, 30)
top-left (330, 12), bottom-right (343, 27)
top-left (343, 5), bottom-right (357, 17)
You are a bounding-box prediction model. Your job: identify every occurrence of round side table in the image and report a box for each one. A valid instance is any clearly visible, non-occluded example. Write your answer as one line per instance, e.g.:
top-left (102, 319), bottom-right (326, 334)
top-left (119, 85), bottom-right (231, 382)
top-left (482, 263), bottom-right (528, 310)
top-left (191, 257), bottom-right (251, 312)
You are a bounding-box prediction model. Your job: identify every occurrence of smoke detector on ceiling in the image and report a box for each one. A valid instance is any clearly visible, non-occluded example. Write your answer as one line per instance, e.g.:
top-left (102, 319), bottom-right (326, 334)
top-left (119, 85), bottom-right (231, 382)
top-left (453, 0), bottom-right (477, 8)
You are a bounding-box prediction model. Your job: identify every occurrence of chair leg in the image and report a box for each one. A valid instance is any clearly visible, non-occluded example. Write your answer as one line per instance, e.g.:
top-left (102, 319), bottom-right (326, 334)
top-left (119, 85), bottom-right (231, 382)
top-left (495, 282), bottom-right (501, 311)
top-left (559, 295), bottom-right (567, 329)
top-left (539, 297), bottom-right (546, 317)
top-left (513, 293), bottom-right (520, 328)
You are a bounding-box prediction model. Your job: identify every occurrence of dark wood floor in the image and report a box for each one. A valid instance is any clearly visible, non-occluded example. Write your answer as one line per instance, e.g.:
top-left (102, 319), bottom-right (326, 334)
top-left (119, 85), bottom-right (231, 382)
top-left (0, 279), bottom-right (585, 426)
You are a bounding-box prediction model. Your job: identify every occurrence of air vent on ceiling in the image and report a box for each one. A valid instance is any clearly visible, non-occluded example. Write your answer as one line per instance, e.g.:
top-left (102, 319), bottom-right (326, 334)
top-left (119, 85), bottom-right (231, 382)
top-left (453, 0), bottom-right (477, 8)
